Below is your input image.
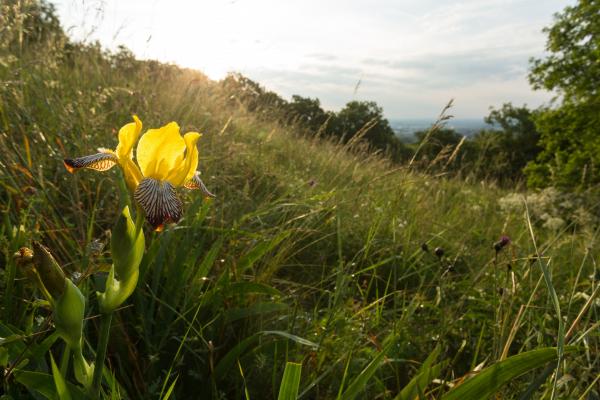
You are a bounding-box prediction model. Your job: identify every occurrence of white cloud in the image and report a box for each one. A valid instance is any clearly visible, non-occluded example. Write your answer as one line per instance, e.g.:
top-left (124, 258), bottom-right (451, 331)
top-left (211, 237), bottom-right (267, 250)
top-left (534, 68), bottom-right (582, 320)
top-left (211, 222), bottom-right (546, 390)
top-left (53, 0), bottom-right (574, 118)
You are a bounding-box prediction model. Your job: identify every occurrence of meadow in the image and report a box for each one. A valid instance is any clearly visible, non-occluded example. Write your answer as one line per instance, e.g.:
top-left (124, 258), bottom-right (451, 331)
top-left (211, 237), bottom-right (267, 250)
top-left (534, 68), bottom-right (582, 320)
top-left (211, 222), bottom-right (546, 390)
top-left (0, 2), bottom-right (599, 399)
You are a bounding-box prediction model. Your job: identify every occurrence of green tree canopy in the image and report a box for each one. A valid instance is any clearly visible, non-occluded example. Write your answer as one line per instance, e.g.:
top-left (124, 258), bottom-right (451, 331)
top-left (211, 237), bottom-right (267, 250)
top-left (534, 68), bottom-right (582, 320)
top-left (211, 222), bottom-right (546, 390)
top-left (283, 95), bottom-right (330, 133)
top-left (472, 103), bottom-right (540, 183)
top-left (329, 100), bottom-right (409, 160)
top-left (331, 101), bottom-right (395, 146)
top-left (525, 0), bottom-right (600, 188)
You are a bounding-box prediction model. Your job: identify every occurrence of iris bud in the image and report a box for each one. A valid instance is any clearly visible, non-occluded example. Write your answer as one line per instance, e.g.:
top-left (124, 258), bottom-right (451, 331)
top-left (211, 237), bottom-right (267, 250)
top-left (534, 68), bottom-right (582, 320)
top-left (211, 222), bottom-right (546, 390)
top-left (16, 243), bottom-right (90, 385)
top-left (54, 279), bottom-right (86, 350)
top-left (32, 241), bottom-right (67, 300)
top-left (98, 206), bottom-right (145, 313)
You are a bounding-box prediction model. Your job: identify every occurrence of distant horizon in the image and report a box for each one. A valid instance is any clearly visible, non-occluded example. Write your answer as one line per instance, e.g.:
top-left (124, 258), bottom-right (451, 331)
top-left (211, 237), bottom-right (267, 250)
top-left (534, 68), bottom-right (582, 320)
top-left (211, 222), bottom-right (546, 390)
top-left (388, 117), bottom-right (486, 122)
top-left (390, 116), bottom-right (489, 137)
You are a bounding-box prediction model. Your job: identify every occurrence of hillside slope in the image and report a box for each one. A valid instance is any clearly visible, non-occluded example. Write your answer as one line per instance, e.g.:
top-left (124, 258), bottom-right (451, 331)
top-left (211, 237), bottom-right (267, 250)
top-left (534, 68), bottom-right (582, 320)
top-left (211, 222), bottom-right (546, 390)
top-left (1, 5), bottom-right (598, 399)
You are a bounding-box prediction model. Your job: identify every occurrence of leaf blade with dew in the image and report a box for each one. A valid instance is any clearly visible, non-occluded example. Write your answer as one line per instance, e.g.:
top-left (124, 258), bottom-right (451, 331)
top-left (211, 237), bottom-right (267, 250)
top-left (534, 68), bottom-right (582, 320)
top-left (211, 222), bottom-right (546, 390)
top-left (261, 330), bottom-right (319, 349)
top-left (277, 362), bottom-right (302, 400)
top-left (441, 346), bottom-right (577, 400)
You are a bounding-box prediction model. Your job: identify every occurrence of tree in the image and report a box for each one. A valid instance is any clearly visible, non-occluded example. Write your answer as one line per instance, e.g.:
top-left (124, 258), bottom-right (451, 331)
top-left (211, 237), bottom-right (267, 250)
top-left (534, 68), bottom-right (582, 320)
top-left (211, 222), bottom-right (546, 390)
top-left (471, 103), bottom-right (541, 182)
top-left (283, 95), bottom-right (329, 133)
top-left (220, 73), bottom-right (288, 119)
top-left (329, 100), bottom-right (409, 160)
top-left (414, 127), bottom-right (463, 157)
top-left (525, 0), bottom-right (600, 188)
top-left (331, 101), bottom-right (393, 145)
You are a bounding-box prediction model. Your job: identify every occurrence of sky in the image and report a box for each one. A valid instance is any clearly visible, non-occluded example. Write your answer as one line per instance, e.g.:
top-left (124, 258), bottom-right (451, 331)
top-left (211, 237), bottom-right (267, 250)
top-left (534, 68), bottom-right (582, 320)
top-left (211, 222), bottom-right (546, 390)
top-left (52, 0), bottom-right (573, 119)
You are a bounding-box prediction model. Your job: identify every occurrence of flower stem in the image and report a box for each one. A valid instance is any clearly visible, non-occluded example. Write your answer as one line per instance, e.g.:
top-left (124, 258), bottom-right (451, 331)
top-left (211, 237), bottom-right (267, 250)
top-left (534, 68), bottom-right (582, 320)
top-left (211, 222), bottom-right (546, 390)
top-left (91, 312), bottom-right (113, 398)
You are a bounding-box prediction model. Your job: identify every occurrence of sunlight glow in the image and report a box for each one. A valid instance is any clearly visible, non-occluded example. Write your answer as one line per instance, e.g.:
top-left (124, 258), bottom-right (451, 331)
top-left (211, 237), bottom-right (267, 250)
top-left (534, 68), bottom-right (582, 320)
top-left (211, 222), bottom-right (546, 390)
top-left (53, 0), bottom-right (574, 118)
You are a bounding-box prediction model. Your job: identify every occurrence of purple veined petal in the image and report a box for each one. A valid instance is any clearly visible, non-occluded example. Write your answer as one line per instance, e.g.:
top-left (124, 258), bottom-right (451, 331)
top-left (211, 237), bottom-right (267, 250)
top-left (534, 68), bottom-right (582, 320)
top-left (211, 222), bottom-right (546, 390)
top-left (184, 171), bottom-right (216, 198)
top-left (134, 178), bottom-right (183, 231)
top-left (63, 152), bottom-right (118, 173)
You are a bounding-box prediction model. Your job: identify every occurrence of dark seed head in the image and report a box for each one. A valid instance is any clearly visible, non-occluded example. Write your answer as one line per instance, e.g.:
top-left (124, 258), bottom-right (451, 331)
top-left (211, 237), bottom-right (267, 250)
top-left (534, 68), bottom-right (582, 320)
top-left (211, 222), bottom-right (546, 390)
top-left (421, 243), bottom-right (429, 252)
top-left (494, 235), bottom-right (511, 252)
top-left (434, 247), bottom-right (444, 258)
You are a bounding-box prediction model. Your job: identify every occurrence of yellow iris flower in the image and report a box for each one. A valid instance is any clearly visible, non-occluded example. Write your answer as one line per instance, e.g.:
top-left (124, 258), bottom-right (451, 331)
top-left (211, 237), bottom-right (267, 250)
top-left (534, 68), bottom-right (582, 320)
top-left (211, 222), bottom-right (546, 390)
top-left (64, 116), bottom-right (214, 230)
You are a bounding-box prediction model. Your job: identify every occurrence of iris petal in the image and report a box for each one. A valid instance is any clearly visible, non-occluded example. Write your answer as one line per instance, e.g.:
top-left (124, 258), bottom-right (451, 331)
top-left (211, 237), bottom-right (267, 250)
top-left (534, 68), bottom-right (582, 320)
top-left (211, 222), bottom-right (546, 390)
top-left (136, 122), bottom-right (185, 181)
top-left (184, 171), bottom-right (215, 198)
top-left (115, 115), bottom-right (142, 158)
top-left (134, 178), bottom-right (183, 230)
top-left (166, 132), bottom-right (201, 186)
top-left (121, 157), bottom-right (143, 191)
top-left (63, 152), bottom-right (118, 173)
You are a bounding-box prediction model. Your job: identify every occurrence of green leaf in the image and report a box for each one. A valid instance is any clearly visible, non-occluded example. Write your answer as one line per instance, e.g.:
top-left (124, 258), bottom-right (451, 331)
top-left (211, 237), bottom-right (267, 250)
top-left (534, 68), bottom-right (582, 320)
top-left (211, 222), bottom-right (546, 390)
top-left (0, 335), bottom-right (24, 347)
top-left (278, 362), bottom-right (302, 400)
top-left (29, 332), bottom-right (60, 361)
top-left (223, 282), bottom-right (282, 297)
top-left (214, 333), bottom-right (261, 381)
top-left (261, 331), bottom-right (319, 349)
top-left (395, 346), bottom-right (444, 400)
top-left (339, 338), bottom-right (396, 400)
top-left (395, 362), bottom-right (443, 400)
top-left (237, 232), bottom-right (290, 274)
top-left (50, 353), bottom-right (72, 400)
top-left (441, 347), bottom-right (577, 400)
top-left (0, 347), bottom-right (9, 367)
top-left (224, 302), bottom-right (288, 323)
top-left (194, 237), bottom-right (223, 280)
top-left (161, 375), bottom-right (178, 400)
top-left (14, 370), bottom-right (87, 400)
top-left (214, 331), bottom-right (315, 382)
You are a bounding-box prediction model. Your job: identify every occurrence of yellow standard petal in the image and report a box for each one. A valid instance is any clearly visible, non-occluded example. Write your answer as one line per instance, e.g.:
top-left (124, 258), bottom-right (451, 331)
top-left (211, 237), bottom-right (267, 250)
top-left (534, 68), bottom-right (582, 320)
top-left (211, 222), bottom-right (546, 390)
top-left (121, 156), bottom-right (143, 191)
top-left (136, 122), bottom-right (186, 181)
top-left (166, 132), bottom-right (202, 187)
top-left (115, 115), bottom-right (142, 159)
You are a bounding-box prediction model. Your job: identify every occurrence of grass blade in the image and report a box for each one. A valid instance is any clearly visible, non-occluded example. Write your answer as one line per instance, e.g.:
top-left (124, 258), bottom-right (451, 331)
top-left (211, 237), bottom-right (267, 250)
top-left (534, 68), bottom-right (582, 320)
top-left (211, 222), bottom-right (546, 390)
top-left (339, 337), bottom-right (396, 400)
top-left (442, 347), bottom-right (576, 400)
top-left (524, 203), bottom-right (566, 400)
top-left (278, 362), bottom-right (302, 400)
top-left (50, 353), bottom-right (72, 400)
top-left (161, 375), bottom-right (179, 400)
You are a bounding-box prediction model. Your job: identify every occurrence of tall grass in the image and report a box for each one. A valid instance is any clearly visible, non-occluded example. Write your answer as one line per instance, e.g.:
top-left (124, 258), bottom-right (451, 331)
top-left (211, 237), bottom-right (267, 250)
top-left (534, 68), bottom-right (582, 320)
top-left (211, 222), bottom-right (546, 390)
top-left (1, 2), bottom-right (599, 398)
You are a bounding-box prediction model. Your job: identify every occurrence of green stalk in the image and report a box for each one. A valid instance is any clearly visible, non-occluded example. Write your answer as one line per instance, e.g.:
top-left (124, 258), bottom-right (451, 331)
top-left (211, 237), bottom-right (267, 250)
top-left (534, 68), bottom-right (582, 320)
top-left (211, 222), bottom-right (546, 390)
top-left (91, 312), bottom-right (113, 397)
top-left (59, 344), bottom-right (71, 377)
top-left (134, 205), bottom-right (145, 236)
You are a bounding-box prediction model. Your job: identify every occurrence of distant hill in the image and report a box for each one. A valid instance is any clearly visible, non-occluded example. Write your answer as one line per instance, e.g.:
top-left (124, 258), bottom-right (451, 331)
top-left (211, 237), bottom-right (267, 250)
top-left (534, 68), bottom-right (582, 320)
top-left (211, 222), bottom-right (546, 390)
top-left (390, 118), bottom-right (488, 142)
